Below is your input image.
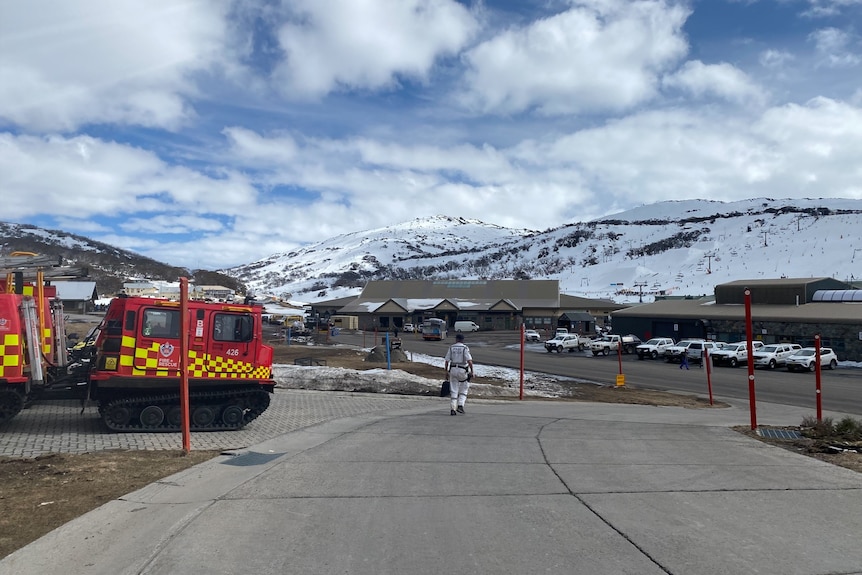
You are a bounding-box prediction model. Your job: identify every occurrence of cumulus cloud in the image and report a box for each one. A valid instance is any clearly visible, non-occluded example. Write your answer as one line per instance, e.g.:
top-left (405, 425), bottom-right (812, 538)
top-left (545, 98), bottom-right (862, 203)
top-left (759, 49), bottom-right (795, 69)
top-left (808, 27), bottom-right (861, 67)
top-left (219, 98), bottom-right (862, 253)
top-left (272, 0), bottom-right (478, 98)
top-left (0, 133), bottom-right (258, 220)
top-left (1, 1), bottom-right (860, 270)
top-left (458, 0), bottom-right (690, 115)
top-left (663, 60), bottom-right (767, 105)
top-left (0, 0), bottom-right (230, 132)
top-left (801, 0), bottom-right (862, 18)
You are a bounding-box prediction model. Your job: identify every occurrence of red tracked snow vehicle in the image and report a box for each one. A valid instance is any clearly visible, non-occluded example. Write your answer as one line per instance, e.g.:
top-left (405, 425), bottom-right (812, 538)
top-left (87, 295), bottom-right (275, 431)
top-left (1, 257), bottom-right (275, 431)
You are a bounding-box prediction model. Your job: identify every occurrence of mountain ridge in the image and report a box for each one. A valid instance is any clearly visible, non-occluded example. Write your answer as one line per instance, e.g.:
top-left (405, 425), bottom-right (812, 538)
top-left (3, 198), bottom-right (860, 304)
top-left (224, 197), bottom-right (862, 303)
top-left (0, 222), bottom-right (245, 296)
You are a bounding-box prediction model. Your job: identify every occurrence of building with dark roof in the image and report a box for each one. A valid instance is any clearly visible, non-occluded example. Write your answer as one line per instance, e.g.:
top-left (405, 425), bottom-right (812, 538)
top-left (610, 277), bottom-right (862, 361)
top-left (313, 280), bottom-right (627, 334)
top-left (52, 281), bottom-right (98, 313)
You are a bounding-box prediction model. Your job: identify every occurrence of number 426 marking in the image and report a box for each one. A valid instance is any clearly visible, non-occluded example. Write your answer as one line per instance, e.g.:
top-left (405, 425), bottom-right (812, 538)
top-left (225, 348), bottom-right (240, 357)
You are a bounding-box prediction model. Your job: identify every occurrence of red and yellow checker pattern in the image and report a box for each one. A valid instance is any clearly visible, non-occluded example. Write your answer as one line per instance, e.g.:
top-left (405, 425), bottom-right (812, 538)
top-left (117, 336), bottom-right (271, 380)
top-left (0, 332), bottom-right (24, 381)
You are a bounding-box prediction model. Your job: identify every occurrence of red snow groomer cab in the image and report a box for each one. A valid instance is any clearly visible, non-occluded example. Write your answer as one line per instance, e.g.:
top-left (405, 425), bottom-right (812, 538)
top-left (0, 281), bottom-right (65, 423)
top-left (88, 296), bottom-right (275, 432)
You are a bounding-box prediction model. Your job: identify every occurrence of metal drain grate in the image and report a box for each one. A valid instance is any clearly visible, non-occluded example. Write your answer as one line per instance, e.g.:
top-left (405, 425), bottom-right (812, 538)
top-left (220, 451), bottom-right (284, 466)
top-left (758, 428), bottom-right (802, 440)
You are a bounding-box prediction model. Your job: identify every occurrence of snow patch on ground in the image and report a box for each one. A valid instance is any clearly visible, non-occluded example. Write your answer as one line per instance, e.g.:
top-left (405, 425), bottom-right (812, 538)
top-left (272, 350), bottom-right (589, 398)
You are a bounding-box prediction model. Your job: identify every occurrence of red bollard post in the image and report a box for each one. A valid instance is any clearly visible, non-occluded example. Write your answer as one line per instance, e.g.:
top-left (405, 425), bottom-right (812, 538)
top-left (519, 325), bottom-right (525, 400)
top-left (179, 277), bottom-right (191, 453)
top-left (744, 287), bottom-right (757, 430)
top-left (704, 347), bottom-right (714, 406)
top-left (815, 333), bottom-right (822, 421)
top-left (617, 343), bottom-right (623, 375)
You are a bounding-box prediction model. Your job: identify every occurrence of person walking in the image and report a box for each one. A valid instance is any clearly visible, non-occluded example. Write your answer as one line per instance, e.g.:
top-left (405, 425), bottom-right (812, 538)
top-left (445, 333), bottom-right (474, 415)
top-left (680, 351), bottom-right (690, 370)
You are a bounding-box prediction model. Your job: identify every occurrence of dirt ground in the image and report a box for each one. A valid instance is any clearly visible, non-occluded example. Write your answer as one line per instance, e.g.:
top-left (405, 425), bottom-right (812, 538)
top-left (1, 340), bottom-right (859, 559)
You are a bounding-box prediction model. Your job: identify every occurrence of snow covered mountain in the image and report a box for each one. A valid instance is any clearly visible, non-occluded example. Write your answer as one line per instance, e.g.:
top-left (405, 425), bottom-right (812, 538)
top-left (225, 198), bottom-right (862, 304)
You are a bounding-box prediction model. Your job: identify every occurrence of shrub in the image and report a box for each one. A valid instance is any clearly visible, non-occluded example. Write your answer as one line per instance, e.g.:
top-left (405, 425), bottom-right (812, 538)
top-left (800, 416), bottom-right (834, 438)
top-left (799, 415), bottom-right (862, 440)
top-left (835, 417), bottom-right (862, 440)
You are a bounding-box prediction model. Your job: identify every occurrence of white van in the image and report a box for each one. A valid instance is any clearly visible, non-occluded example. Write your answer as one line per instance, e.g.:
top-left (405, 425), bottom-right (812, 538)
top-left (454, 321), bottom-right (480, 332)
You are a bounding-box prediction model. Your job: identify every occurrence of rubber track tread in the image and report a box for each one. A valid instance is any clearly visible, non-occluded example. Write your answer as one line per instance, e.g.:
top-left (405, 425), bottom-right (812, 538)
top-left (100, 388), bottom-right (271, 432)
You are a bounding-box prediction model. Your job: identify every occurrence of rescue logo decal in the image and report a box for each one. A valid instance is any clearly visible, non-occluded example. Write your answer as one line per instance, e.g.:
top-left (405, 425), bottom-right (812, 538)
top-left (159, 342), bottom-right (174, 357)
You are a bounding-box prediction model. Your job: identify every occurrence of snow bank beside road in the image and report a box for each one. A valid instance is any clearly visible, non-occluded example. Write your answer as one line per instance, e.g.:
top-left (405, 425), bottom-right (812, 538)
top-left (272, 351), bottom-right (582, 398)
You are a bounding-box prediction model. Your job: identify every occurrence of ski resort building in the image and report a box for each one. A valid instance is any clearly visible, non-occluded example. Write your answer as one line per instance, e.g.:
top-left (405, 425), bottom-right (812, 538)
top-left (610, 278), bottom-right (862, 361)
top-left (310, 280), bottom-right (625, 335)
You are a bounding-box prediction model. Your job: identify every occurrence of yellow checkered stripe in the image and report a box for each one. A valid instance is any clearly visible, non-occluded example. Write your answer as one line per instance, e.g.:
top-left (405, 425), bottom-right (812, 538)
top-left (118, 338), bottom-right (270, 379)
top-left (42, 327), bottom-right (52, 356)
top-left (1, 333), bottom-right (23, 377)
top-left (188, 350), bottom-right (272, 379)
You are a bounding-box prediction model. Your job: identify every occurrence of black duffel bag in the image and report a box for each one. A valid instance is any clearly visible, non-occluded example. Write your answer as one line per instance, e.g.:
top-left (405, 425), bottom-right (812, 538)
top-left (440, 380), bottom-right (451, 397)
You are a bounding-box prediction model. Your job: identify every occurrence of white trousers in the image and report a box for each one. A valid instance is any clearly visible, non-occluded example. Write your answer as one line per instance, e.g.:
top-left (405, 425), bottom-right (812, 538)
top-left (449, 379), bottom-right (470, 409)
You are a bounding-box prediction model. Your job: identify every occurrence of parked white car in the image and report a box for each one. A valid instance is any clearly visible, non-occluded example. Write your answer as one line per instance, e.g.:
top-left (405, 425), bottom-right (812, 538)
top-left (786, 347), bottom-right (839, 372)
top-left (544, 334), bottom-right (584, 353)
top-left (663, 339), bottom-right (704, 363)
top-left (711, 341), bottom-right (764, 367)
top-left (402, 323), bottom-right (415, 333)
top-left (752, 343), bottom-right (802, 369)
top-left (524, 329), bottom-right (541, 342)
top-left (685, 341), bottom-right (726, 365)
top-left (636, 338), bottom-right (675, 360)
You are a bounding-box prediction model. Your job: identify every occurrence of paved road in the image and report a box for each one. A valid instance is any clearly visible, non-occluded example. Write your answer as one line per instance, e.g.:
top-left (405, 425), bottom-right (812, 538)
top-left (3, 396), bottom-right (861, 575)
top-left (357, 331), bottom-right (862, 416)
top-left (0, 390), bottom-right (431, 458)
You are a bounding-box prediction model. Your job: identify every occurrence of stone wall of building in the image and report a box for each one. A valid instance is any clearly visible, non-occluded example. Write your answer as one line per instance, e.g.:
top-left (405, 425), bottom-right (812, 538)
top-left (713, 320), bottom-right (861, 361)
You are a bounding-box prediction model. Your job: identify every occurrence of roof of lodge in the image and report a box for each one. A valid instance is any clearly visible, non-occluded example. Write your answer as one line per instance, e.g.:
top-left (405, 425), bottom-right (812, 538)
top-left (308, 295), bottom-right (360, 308)
top-left (560, 293), bottom-right (628, 311)
top-left (613, 297), bottom-right (862, 324)
top-left (338, 280), bottom-right (562, 313)
top-left (53, 281), bottom-right (97, 301)
top-left (716, 277), bottom-right (841, 288)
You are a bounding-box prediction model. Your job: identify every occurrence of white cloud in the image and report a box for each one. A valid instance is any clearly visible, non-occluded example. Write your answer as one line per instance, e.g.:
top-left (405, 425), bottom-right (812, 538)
top-left (222, 127), bottom-right (299, 165)
top-left (759, 49), bottom-right (795, 69)
top-left (801, 0), bottom-right (862, 18)
top-left (529, 98), bottom-right (862, 204)
top-left (458, 0), bottom-right (690, 115)
top-left (0, 0), bottom-right (229, 132)
top-left (119, 215), bottom-right (227, 235)
top-left (663, 60), bottom-right (767, 105)
top-left (0, 133), bottom-right (259, 220)
top-left (808, 27), bottom-right (861, 67)
top-left (272, 0), bottom-right (478, 98)
top-left (219, 96), bottom-right (862, 254)
top-left (1, 1), bottom-right (860, 271)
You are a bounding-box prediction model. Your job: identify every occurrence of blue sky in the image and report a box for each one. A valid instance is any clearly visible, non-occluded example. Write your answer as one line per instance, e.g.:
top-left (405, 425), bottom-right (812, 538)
top-left (1, 0), bottom-right (860, 270)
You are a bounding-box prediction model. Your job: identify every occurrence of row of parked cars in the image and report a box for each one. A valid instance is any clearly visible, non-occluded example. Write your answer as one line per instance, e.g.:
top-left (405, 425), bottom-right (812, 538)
top-left (529, 328), bottom-right (650, 355)
top-left (524, 331), bottom-right (840, 372)
top-left (635, 337), bottom-right (839, 371)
